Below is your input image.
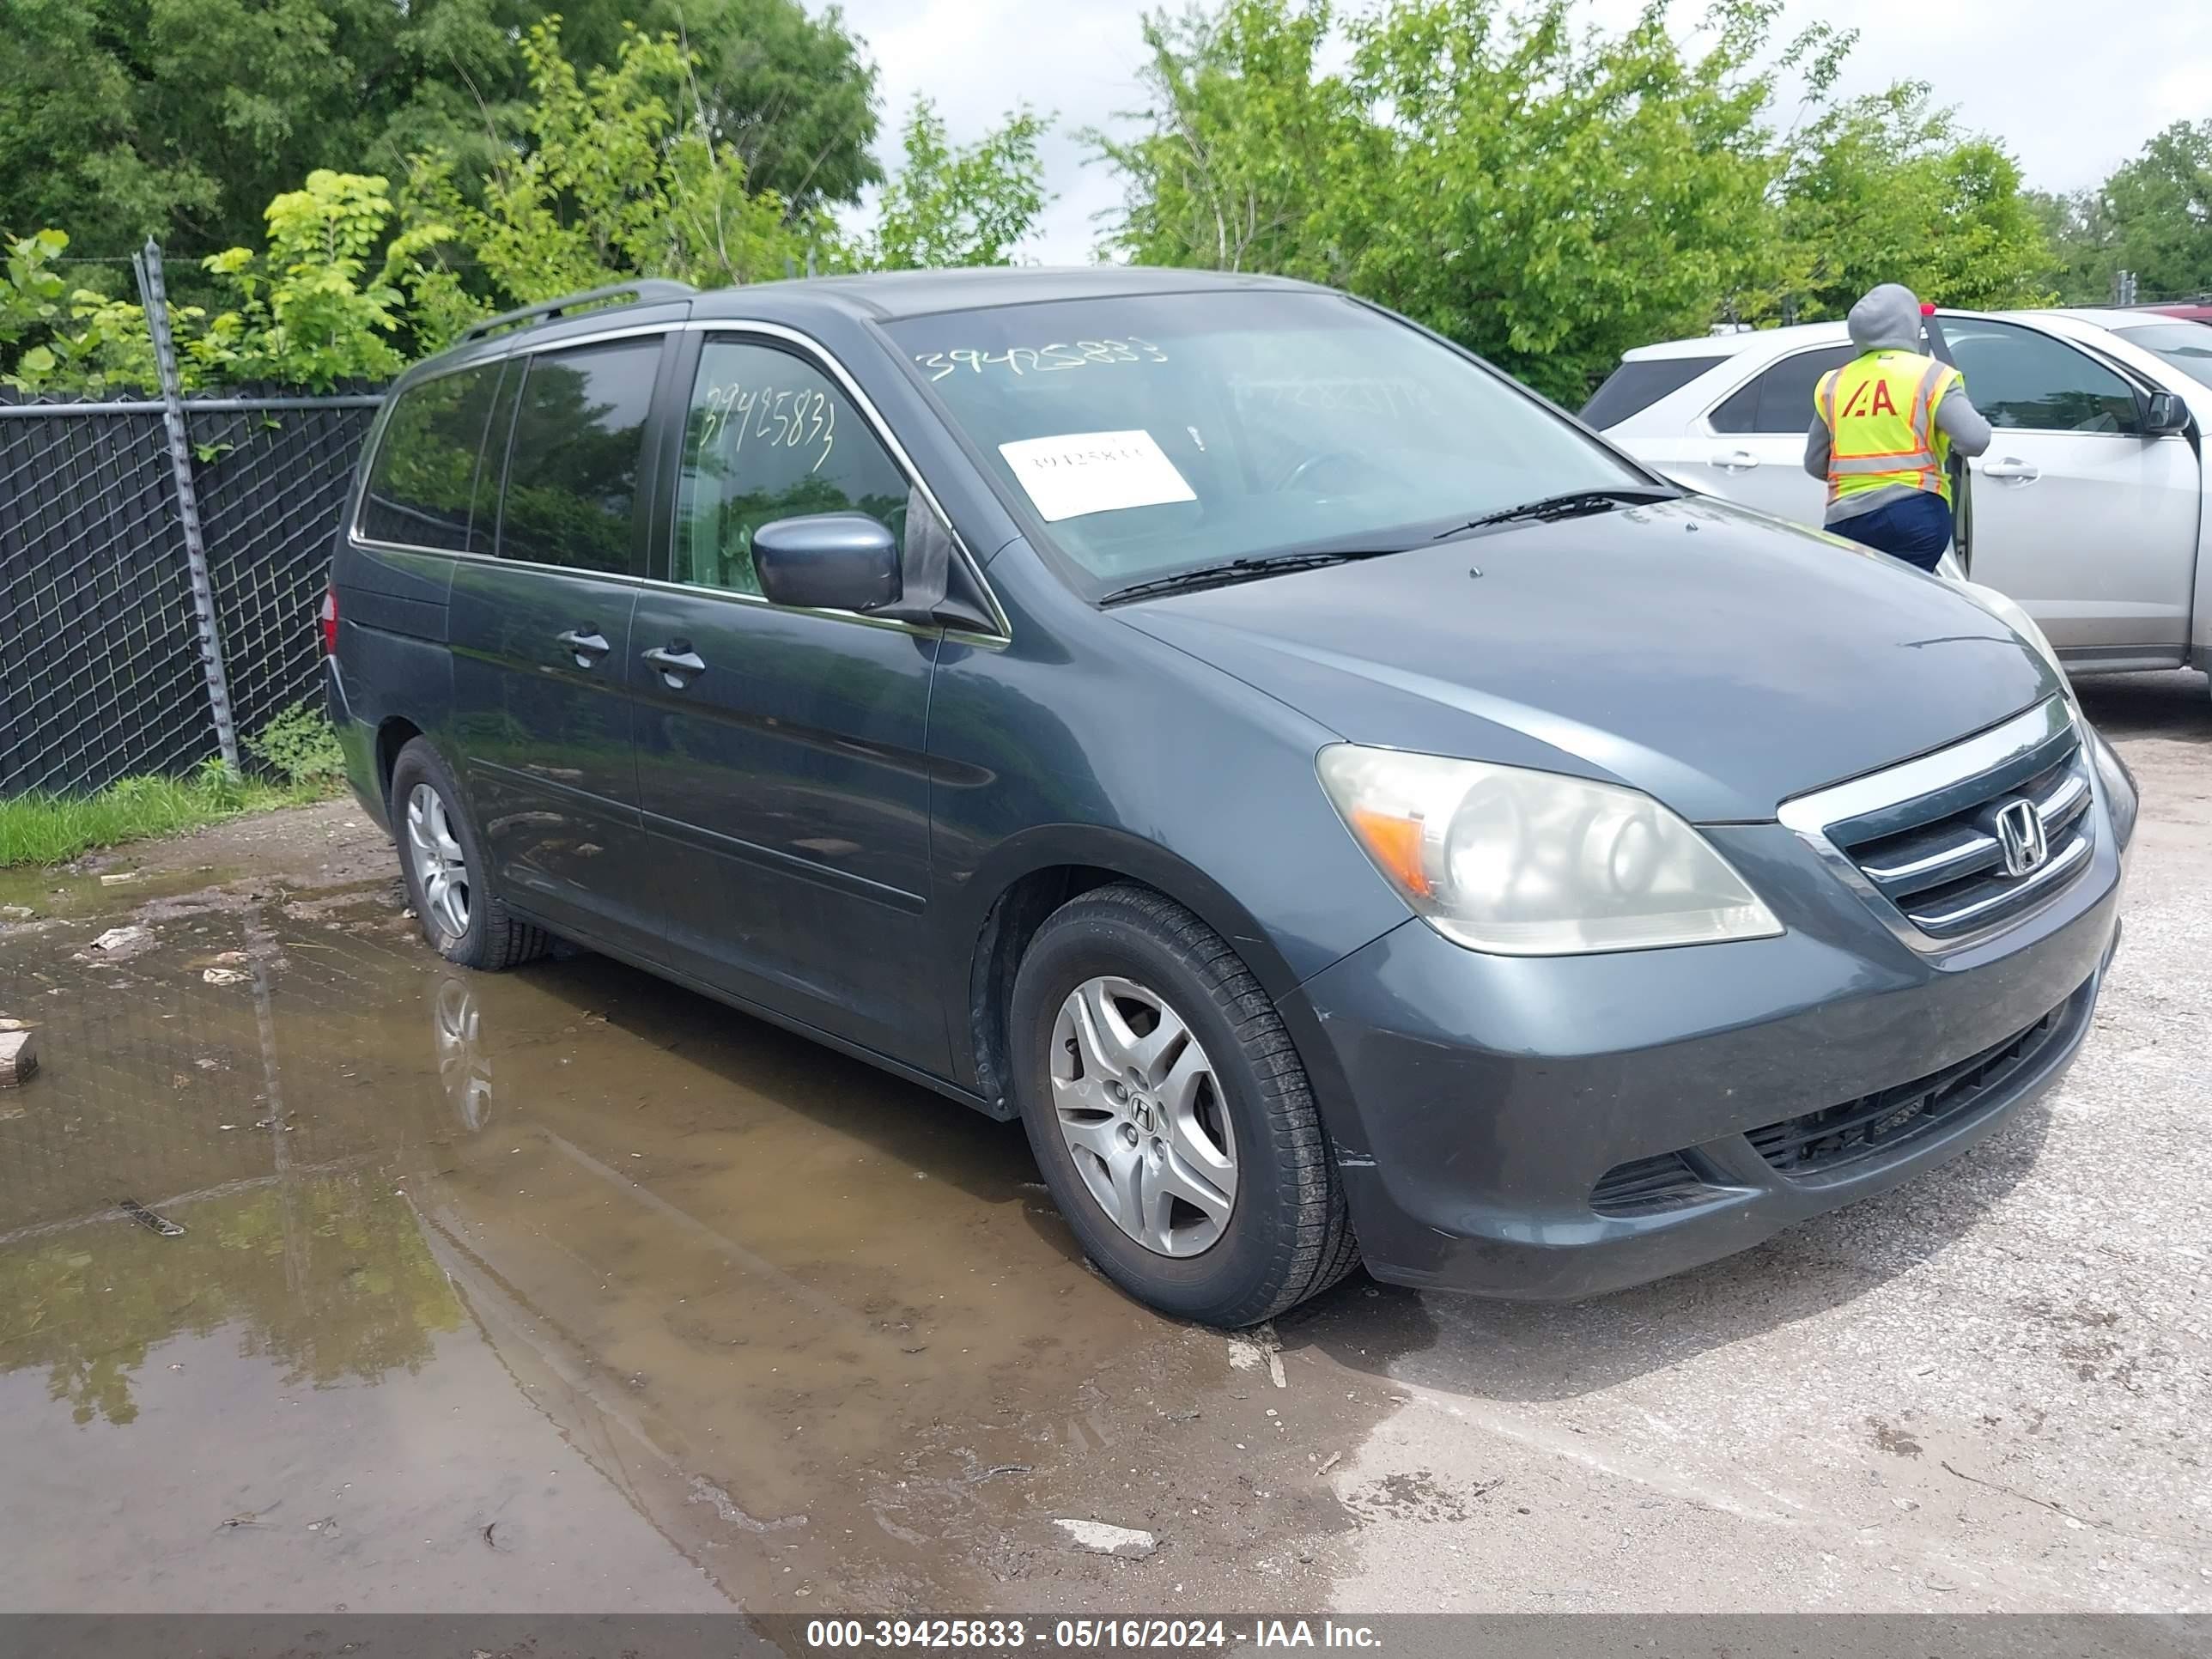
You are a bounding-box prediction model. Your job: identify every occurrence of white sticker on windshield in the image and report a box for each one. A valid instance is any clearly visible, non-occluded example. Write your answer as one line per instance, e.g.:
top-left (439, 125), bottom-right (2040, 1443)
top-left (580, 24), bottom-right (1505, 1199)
top-left (997, 429), bottom-right (1196, 522)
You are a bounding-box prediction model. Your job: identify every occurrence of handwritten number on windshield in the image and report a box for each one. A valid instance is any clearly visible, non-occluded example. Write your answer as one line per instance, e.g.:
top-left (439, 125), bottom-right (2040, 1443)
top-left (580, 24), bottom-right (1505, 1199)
top-left (915, 337), bottom-right (1170, 381)
top-left (698, 381), bottom-right (836, 473)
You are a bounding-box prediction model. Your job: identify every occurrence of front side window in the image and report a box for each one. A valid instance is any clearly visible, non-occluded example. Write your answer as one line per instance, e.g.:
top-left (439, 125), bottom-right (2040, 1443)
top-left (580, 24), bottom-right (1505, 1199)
top-left (885, 292), bottom-right (1651, 596)
top-left (1709, 345), bottom-right (1856, 434)
top-left (1944, 319), bottom-right (2139, 434)
top-left (360, 364), bottom-right (502, 550)
top-left (2111, 321), bottom-right (2212, 388)
top-left (673, 338), bottom-right (909, 595)
top-left (495, 338), bottom-right (662, 573)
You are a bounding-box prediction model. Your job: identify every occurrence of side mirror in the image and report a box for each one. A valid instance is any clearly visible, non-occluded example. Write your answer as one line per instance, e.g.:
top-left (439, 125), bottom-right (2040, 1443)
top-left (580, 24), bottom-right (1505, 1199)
top-left (752, 514), bottom-right (902, 613)
top-left (2142, 390), bottom-right (2191, 435)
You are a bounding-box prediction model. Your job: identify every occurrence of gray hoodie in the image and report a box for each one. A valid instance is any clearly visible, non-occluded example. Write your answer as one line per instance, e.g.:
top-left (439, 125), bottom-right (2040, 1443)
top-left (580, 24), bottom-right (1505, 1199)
top-left (1802, 283), bottom-right (1992, 524)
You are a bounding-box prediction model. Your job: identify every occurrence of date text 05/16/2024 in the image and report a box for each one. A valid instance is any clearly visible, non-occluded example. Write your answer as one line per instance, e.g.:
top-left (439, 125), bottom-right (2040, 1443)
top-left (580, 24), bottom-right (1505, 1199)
top-left (799, 1619), bottom-right (1386, 1651)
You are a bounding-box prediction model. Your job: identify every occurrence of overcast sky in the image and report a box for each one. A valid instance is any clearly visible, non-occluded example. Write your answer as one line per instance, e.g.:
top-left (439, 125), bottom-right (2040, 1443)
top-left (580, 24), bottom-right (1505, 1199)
top-left (834, 0), bottom-right (2212, 264)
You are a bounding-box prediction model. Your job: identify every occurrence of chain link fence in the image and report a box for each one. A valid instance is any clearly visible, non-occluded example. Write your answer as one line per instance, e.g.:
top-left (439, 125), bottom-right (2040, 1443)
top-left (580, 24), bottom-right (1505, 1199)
top-left (0, 240), bottom-right (384, 798)
top-left (0, 386), bottom-right (380, 797)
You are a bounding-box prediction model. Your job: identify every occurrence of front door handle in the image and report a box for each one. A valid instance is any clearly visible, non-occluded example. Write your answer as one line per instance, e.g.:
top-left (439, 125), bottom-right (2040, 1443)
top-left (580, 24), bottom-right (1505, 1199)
top-left (1713, 449), bottom-right (1761, 471)
top-left (556, 628), bottom-right (611, 667)
top-left (642, 644), bottom-right (708, 688)
top-left (1982, 458), bottom-right (2040, 483)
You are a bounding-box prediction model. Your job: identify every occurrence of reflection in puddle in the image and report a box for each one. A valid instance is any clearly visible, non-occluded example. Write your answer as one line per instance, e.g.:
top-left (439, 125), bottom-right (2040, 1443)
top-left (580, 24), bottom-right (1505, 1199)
top-left (0, 889), bottom-right (1368, 1611)
top-left (4, 1178), bottom-right (460, 1427)
top-left (434, 975), bottom-right (493, 1133)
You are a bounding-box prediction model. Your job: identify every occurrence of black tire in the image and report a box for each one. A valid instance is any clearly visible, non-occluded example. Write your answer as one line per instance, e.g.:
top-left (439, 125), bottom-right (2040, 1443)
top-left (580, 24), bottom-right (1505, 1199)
top-left (388, 738), bottom-right (550, 971)
top-left (1009, 883), bottom-right (1360, 1328)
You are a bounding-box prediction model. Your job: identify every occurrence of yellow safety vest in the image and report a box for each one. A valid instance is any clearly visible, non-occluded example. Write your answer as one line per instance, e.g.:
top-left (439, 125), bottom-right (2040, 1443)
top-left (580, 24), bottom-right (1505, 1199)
top-left (1814, 349), bottom-right (1961, 507)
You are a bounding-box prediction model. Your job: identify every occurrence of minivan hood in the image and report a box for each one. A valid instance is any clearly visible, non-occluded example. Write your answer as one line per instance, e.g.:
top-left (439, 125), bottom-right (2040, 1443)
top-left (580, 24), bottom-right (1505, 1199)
top-left (1117, 499), bottom-right (2063, 823)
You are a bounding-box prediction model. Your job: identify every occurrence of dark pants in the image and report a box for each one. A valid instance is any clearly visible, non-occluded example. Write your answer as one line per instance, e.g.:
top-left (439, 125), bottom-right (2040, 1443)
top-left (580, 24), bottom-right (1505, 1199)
top-left (1829, 491), bottom-right (1953, 573)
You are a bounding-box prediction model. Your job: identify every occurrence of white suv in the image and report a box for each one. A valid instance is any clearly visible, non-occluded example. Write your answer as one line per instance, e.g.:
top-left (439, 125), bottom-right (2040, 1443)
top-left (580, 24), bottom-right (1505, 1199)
top-left (1590, 308), bottom-right (2212, 686)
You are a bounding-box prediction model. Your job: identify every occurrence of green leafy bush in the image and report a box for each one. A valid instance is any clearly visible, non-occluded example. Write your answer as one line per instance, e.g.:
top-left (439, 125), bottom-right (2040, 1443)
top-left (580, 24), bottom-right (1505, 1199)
top-left (3, 173), bottom-right (441, 394)
top-left (246, 702), bottom-right (347, 788)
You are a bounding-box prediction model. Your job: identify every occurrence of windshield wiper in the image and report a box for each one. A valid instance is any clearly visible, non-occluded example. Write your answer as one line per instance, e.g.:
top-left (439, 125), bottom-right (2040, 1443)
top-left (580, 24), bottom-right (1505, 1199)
top-left (1101, 547), bottom-right (1404, 605)
top-left (1431, 486), bottom-right (1682, 540)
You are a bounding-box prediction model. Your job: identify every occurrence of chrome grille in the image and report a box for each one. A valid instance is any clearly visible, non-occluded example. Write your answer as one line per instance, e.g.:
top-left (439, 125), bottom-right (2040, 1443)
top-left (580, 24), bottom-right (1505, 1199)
top-left (1837, 737), bottom-right (2093, 938)
top-left (1780, 700), bottom-right (2095, 947)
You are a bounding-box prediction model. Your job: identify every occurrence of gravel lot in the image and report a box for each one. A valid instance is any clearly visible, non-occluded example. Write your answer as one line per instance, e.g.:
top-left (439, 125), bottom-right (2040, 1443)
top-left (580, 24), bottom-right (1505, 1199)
top-left (1316, 670), bottom-right (2210, 1613)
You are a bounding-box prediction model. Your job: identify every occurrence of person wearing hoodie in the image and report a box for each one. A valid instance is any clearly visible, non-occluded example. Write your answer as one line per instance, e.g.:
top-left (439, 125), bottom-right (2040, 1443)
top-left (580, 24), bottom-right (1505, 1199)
top-left (1802, 283), bottom-right (1992, 572)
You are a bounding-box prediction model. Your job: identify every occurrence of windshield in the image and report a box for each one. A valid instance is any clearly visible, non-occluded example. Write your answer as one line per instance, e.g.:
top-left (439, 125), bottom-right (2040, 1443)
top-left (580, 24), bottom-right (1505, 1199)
top-left (884, 291), bottom-right (1651, 595)
top-left (2112, 321), bottom-right (2212, 386)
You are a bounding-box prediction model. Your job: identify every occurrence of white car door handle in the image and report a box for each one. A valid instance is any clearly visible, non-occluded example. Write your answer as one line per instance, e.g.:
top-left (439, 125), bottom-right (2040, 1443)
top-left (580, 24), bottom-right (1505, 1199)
top-left (1982, 458), bottom-right (2039, 482)
top-left (1713, 449), bottom-right (1761, 471)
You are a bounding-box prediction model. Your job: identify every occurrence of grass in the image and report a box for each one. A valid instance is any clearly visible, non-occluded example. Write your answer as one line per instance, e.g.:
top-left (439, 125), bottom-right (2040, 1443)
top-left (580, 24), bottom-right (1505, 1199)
top-left (0, 769), bottom-right (334, 868)
top-left (1, 698), bottom-right (353, 870)
top-left (0, 760), bottom-right (337, 869)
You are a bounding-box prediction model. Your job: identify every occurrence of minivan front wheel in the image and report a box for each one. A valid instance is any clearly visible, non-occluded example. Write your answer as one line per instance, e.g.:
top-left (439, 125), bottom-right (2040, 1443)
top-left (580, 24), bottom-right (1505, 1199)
top-left (1050, 975), bottom-right (1239, 1258)
top-left (388, 739), bottom-right (550, 972)
top-left (1010, 884), bottom-right (1360, 1327)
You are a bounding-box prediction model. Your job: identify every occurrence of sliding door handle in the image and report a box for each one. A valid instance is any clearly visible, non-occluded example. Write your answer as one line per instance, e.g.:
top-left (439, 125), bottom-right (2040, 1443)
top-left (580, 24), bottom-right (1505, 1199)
top-left (642, 644), bottom-right (708, 688)
top-left (556, 628), bottom-right (611, 667)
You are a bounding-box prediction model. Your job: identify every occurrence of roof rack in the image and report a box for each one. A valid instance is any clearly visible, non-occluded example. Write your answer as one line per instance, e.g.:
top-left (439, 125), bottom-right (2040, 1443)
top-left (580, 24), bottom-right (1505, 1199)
top-left (459, 280), bottom-right (697, 344)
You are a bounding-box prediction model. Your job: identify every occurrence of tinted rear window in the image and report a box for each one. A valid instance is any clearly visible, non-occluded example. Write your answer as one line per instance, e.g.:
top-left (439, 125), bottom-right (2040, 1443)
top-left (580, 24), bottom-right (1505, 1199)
top-left (360, 365), bottom-right (503, 550)
top-left (1709, 345), bottom-right (1856, 434)
top-left (1581, 356), bottom-right (1726, 428)
top-left (496, 339), bottom-right (662, 573)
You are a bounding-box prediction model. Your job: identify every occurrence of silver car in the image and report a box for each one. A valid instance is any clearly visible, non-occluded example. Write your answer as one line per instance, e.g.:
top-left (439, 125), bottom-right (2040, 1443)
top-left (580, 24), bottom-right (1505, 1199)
top-left (1589, 307), bottom-right (2212, 693)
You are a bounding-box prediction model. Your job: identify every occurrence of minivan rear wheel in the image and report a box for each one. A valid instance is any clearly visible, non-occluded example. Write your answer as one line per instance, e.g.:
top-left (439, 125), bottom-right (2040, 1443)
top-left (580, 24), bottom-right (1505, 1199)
top-left (389, 738), bottom-right (550, 971)
top-left (1009, 883), bottom-right (1360, 1328)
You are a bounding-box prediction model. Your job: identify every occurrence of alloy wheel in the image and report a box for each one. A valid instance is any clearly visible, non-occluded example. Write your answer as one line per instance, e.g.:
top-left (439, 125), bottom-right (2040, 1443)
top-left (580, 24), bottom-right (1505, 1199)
top-left (405, 782), bottom-right (471, 945)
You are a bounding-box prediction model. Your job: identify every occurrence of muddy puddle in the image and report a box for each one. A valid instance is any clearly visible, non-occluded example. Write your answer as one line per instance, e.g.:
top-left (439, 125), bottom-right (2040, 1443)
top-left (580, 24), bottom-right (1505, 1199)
top-left (0, 854), bottom-right (1416, 1613)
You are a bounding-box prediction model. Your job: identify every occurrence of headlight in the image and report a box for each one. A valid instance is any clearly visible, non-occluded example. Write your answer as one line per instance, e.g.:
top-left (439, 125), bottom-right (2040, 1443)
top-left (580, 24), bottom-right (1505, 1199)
top-left (2086, 723), bottom-right (2138, 854)
top-left (1316, 745), bottom-right (1783, 956)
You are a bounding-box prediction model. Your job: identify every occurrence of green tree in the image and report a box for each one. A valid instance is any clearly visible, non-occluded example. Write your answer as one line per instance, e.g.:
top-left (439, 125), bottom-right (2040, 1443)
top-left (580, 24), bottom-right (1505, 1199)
top-left (2099, 120), bottom-right (2212, 301)
top-left (0, 230), bottom-right (71, 353)
top-left (1095, 0), bottom-right (2059, 401)
top-left (670, 0), bottom-right (884, 215)
top-left (1091, 0), bottom-right (1358, 277)
top-left (198, 171), bottom-right (443, 386)
top-left (1334, 0), bottom-right (1793, 399)
top-left (0, 0), bottom-right (351, 259)
top-left (399, 19), bottom-right (825, 341)
top-left (1097, 0), bottom-right (1796, 403)
top-left (1768, 83), bottom-right (2053, 320)
top-left (862, 98), bottom-right (1053, 270)
top-left (0, 0), bottom-right (881, 262)
top-left (2025, 186), bottom-right (2118, 304)
top-left (3, 173), bottom-right (436, 392)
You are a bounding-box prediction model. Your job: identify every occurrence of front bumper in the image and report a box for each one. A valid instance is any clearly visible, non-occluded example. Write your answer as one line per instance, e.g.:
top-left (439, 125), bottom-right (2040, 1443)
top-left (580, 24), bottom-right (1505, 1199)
top-left (1285, 781), bottom-right (2128, 1301)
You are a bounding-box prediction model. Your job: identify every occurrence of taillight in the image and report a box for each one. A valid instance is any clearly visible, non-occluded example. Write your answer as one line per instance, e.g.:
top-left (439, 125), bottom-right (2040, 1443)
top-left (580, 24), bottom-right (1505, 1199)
top-left (319, 586), bottom-right (338, 656)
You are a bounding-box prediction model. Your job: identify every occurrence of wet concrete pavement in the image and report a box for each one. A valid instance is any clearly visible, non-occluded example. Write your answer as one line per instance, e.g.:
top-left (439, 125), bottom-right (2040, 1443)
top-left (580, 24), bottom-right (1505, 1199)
top-left (0, 673), bottom-right (2205, 1614)
top-left (0, 823), bottom-right (1390, 1613)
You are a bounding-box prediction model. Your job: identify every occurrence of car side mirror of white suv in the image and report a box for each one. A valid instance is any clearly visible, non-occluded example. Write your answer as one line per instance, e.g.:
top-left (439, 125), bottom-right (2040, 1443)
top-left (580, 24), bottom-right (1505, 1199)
top-left (2142, 390), bottom-right (2190, 435)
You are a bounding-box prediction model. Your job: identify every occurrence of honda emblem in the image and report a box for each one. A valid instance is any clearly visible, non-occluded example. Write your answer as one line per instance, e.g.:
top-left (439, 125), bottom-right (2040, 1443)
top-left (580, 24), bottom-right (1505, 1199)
top-left (1995, 798), bottom-right (2049, 878)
